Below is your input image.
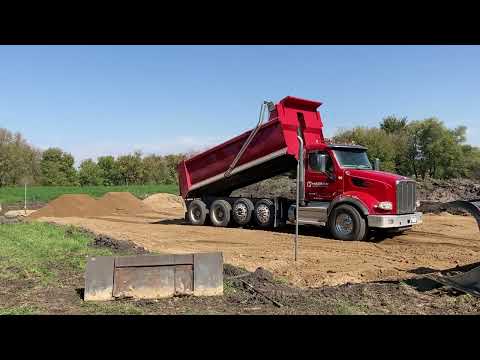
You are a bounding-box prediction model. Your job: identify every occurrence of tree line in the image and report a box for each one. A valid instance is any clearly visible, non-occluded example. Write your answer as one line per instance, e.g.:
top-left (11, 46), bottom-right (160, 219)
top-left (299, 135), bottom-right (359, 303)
top-left (333, 116), bottom-right (480, 180)
top-left (1, 115), bottom-right (480, 187)
top-left (0, 127), bottom-right (186, 187)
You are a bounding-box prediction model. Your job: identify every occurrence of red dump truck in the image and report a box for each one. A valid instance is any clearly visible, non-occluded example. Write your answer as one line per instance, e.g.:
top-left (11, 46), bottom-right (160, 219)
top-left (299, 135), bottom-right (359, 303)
top-left (177, 96), bottom-right (423, 241)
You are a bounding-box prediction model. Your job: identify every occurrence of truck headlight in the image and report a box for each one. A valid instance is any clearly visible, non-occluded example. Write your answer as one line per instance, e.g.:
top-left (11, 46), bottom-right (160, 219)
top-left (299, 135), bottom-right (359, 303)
top-left (377, 201), bottom-right (393, 211)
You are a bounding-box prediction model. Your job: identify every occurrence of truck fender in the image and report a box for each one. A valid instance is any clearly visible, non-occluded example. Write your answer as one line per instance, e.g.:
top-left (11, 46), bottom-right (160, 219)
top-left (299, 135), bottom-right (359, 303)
top-left (327, 195), bottom-right (369, 217)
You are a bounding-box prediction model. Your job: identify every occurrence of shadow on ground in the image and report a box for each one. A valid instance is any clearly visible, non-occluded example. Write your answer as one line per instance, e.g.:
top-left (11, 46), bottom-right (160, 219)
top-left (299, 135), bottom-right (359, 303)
top-left (151, 217), bottom-right (404, 243)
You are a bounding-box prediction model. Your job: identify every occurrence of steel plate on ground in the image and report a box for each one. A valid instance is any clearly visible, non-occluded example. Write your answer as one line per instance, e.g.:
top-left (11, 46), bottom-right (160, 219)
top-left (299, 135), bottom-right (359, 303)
top-left (445, 200), bottom-right (480, 231)
top-left (174, 254), bottom-right (194, 265)
top-left (175, 265), bottom-right (194, 295)
top-left (84, 256), bottom-right (115, 301)
top-left (427, 265), bottom-right (480, 297)
top-left (115, 254), bottom-right (175, 268)
top-left (113, 266), bottom-right (175, 299)
top-left (194, 252), bottom-right (223, 296)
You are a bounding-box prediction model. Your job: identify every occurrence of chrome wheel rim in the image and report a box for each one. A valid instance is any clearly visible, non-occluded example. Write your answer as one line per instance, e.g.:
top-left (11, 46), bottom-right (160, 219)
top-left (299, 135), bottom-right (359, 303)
top-left (191, 206), bottom-right (202, 221)
top-left (234, 203), bottom-right (248, 222)
top-left (335, 213), bottom-right (354, 235)
top-left (256, 204), bottom-right (270, 224)
top-left (213, 206), bottom-right (225, 222)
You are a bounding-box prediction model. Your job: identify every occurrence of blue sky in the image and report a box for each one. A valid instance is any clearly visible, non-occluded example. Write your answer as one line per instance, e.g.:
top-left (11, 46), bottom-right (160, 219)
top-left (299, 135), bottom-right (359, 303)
top-left (0, 45), bottom-right (479, 164)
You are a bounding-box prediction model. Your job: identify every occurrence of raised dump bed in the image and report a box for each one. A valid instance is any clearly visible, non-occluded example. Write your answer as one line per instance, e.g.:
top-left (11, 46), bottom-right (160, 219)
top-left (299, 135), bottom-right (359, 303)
top-left (178, 96), bottom-right (324, 199)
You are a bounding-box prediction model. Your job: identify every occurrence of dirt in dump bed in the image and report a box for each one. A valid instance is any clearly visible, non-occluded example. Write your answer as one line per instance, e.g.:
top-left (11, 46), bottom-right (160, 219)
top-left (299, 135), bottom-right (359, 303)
top-left (232, 176), bottom-right (480, 203)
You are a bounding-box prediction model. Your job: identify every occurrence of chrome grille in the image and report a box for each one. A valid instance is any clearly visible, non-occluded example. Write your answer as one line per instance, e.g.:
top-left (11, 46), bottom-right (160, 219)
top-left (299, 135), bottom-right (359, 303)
top-left (396, 180), bottom-right (416, 214)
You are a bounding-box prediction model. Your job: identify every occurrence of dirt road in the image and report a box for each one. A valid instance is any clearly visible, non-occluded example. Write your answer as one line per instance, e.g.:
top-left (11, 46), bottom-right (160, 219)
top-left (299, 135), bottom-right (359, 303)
top-left (38, 205), bottom-right (480, 288)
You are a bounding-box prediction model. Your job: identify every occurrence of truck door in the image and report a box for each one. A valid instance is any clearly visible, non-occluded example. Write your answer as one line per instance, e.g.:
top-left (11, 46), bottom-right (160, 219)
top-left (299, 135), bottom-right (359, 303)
top-left (305, 151), bottom-right (338, 201)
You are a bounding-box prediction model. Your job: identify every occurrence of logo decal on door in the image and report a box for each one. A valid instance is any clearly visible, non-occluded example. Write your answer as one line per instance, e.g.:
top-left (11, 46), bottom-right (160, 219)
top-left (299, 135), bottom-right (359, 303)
top-left (307, 181), bottom-right (328, 187)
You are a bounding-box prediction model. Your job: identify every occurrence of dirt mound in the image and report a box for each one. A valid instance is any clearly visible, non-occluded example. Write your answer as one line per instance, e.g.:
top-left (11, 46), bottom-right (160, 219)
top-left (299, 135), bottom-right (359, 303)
top-left (142, 193), bottom-right (185, 212)
top-left (29, 194), bottom-right (112, 219)
top-left (97, 192), bottom-right (153, 216)
top-left (417, 178), bottom-right (480, 202)
top-left (91, 234), bottom-right (149, 254)
top-left (29, 192), bottom-right (154, 219)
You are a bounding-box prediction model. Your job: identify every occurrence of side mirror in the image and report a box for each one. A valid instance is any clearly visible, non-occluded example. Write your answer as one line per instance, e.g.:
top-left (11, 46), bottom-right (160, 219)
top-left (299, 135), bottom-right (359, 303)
top-left (373, 158), bottom-right (381, 171)
top-left (318, 154), bottom-right (327, 173)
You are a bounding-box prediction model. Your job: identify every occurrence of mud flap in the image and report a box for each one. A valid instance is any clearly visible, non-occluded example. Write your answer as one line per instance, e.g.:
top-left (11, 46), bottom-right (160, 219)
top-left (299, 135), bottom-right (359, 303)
top-left (426, 266), bottom-right (480, 297)
top-left (84, 252), bottom-right (223, 301)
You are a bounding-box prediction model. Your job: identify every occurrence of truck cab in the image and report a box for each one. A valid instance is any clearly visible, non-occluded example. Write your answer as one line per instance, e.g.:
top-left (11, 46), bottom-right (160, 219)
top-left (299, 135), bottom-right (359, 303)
top-left (293, 143), bottom-right (422, 240)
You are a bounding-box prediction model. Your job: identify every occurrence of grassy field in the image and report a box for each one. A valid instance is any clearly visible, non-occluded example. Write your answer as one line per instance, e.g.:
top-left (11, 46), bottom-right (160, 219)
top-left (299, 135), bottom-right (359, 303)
top-left (0, 184), bottom-right (179, 205)
top-left (0, 222), bottom-right (167, 314)
top-left (0, 223), bottom-right (114, 285)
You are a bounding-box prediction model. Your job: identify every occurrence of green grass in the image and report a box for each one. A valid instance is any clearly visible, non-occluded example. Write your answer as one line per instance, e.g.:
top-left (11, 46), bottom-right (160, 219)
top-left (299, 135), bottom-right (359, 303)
top-left (81, 302), bottom-right (144, 315)
top-left (0, 306), bottom-right (38, 315)
top-left (0, 222), bottom-right (114, 284)
top-left (0, 184), bottom-right (179, 205)
top-left (0, 222), bottom-right (151, 314)
top-left (334, 300), bottom-right (371, 315)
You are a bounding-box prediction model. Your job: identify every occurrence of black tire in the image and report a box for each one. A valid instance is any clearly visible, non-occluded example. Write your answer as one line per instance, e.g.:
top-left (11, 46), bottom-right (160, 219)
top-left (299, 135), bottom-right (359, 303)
top-left (232, 198), bottom-right (254, 226)
top-left (209, 200), bottom-right (232, 227)
top-left (254, 199), bottom-right (275, 228)
top-left (187, 199), bottom-right (208, 226)
top-left (329, 204), bottom-right (367, 241)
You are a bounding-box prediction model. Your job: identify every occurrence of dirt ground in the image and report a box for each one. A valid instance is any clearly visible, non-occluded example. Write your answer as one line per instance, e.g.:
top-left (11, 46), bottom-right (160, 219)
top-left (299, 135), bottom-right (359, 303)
top-left (35, 205), bottom-right (480, 288)
top-left (2, 233), bottom-right (479, 315)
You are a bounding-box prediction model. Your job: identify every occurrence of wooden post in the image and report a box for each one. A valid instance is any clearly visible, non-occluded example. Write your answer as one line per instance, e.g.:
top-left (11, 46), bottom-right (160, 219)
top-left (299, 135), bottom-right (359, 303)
top-left (24, 183), bottom-right (27, 216)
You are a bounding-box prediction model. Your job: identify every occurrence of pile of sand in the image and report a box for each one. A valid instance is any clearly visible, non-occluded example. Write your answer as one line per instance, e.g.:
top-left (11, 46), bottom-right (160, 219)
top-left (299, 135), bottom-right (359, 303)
top-left (29, 192), bottom-right (154, 219)
top-left (97, 192), bottom-right (153, 215)
top-left (142, 193), bottom-right (185, 212)
top-left (29, 194), bottom-right (111, 219)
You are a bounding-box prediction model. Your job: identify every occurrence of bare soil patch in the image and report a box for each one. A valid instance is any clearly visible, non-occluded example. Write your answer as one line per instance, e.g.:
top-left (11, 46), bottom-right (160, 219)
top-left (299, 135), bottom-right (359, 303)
top-left (36, 204), bottom-right (480, 288)
top-left (20, 191), bottom-right (480, 314)
top-left (2, 254), bottom-right (479, 314)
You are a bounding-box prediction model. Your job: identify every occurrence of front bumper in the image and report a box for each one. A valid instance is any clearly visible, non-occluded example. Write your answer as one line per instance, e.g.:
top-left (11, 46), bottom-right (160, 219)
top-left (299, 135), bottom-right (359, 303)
top-left (367, 212), bottom-right (423, 228)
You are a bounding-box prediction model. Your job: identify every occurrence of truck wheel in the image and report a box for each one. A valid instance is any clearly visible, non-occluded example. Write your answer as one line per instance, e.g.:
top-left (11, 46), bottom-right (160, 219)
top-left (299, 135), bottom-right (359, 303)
top-left (329, 204), bottom-right (367, 241)
top-left (232, 198), bottom-right (254, 226)
top-left (254, 199), bottom-right (275, 227)
top-left (209, 200), bottom-right (232, 227)
top-left (187, 200), bottom-right (208, 226)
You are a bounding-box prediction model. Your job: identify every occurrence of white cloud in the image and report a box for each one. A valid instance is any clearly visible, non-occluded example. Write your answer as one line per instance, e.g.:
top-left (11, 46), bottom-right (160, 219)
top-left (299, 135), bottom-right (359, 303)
top-left (466, 125), bottom-right (480, 147)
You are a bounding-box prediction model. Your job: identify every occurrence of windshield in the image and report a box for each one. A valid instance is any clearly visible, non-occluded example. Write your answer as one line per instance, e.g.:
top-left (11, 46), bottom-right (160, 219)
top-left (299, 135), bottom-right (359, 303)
top-left (333, 149), bottom-right (373, 170)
